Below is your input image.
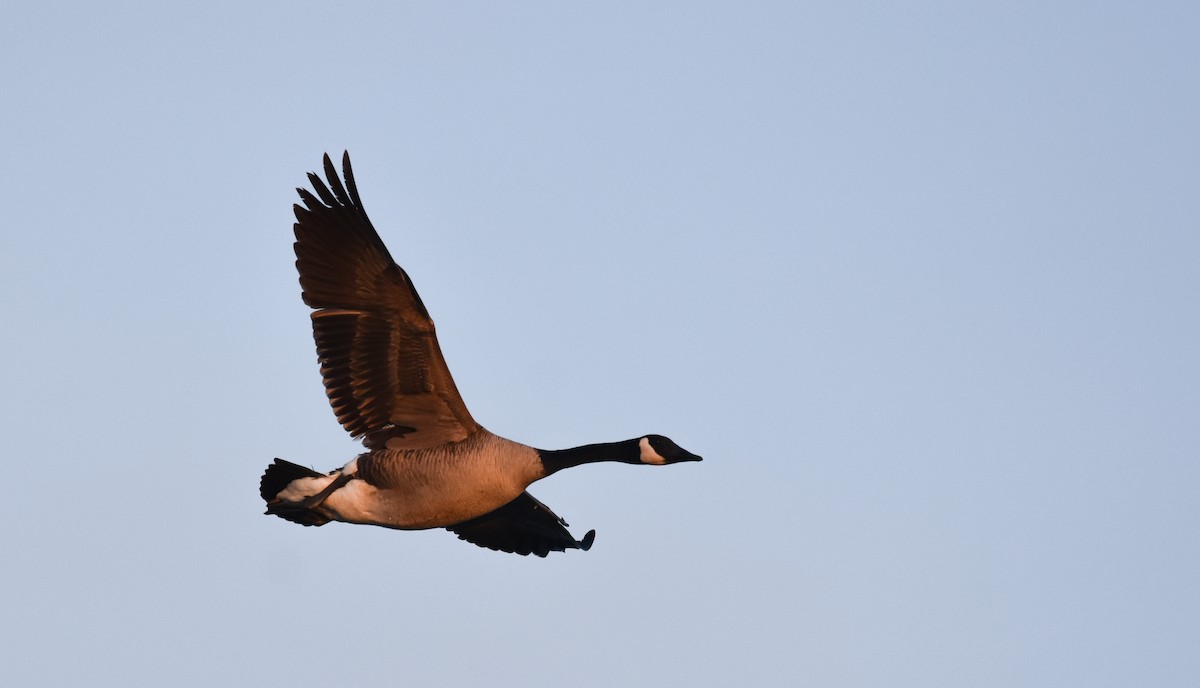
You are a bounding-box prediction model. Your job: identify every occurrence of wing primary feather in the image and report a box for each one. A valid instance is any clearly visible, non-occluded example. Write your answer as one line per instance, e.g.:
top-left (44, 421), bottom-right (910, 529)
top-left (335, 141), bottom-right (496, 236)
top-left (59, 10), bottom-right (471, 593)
top-left (295, 188), bottom-right (321, 210)
top-left (323, 153), bottom-right (353, 207)
top-left (341, 151), bottom-right (364, 208)
top-left (307, 171), bottom-right (339, 207)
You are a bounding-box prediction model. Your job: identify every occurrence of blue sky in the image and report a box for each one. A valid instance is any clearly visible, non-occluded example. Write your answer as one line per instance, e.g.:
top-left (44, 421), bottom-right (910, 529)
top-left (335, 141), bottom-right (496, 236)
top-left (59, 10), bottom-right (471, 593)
top-left (2, 2), bottom-right (1197, 686)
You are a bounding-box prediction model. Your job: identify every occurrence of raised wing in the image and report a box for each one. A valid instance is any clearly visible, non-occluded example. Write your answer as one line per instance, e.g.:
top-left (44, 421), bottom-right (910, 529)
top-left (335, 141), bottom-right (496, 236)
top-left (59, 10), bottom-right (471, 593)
top-left (293, 152), bottom-right (478, 449)
top-left (447, 492), bottom-right (596, 557)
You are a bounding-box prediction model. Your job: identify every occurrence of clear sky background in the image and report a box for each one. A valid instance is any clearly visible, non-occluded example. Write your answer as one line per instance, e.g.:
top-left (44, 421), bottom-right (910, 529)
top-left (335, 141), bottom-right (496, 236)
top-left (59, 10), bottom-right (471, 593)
top-left (3, 2), bottom-right (1197, 686)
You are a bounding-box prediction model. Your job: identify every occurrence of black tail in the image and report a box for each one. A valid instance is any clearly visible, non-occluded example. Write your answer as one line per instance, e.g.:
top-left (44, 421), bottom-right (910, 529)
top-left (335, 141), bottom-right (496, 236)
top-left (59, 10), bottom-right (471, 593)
top-left (260, 458), bottom-right (331, 527)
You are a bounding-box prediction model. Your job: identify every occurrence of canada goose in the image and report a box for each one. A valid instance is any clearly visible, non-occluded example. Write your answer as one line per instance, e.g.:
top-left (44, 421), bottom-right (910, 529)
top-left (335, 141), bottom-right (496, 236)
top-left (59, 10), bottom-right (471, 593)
top-left (260, 153), bottom-right (701, 557)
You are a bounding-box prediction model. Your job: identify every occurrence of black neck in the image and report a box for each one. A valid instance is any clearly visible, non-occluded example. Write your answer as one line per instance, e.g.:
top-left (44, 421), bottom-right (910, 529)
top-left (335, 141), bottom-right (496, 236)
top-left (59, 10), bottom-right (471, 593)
top-left (537, 439), bottom-right (641, 476)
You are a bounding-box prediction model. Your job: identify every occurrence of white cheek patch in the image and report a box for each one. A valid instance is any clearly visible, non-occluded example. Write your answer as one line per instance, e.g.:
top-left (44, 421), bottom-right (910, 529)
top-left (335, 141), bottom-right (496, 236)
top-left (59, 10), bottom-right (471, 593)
top-left (639, 437), bottom-right (667, 465)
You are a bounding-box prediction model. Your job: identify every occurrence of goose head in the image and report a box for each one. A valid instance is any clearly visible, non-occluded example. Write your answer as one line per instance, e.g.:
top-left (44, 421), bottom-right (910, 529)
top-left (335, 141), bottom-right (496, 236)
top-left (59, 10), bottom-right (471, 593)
top-left (636, 434), bottom-right (703, 465)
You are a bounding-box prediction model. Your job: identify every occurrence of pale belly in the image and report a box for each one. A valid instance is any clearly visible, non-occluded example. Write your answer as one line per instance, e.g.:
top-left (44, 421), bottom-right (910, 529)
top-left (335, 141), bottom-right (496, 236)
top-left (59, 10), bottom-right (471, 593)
top-left (319, 475), bottom-right (524, 529)
top-left (315, 440), bottom-right (541, 529)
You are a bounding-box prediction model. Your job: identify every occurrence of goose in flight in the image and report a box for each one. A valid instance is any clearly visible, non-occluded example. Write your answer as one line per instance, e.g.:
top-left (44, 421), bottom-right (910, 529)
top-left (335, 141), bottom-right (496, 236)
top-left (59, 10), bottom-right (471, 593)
top-left (259, 153), bottom-right (701, 556)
